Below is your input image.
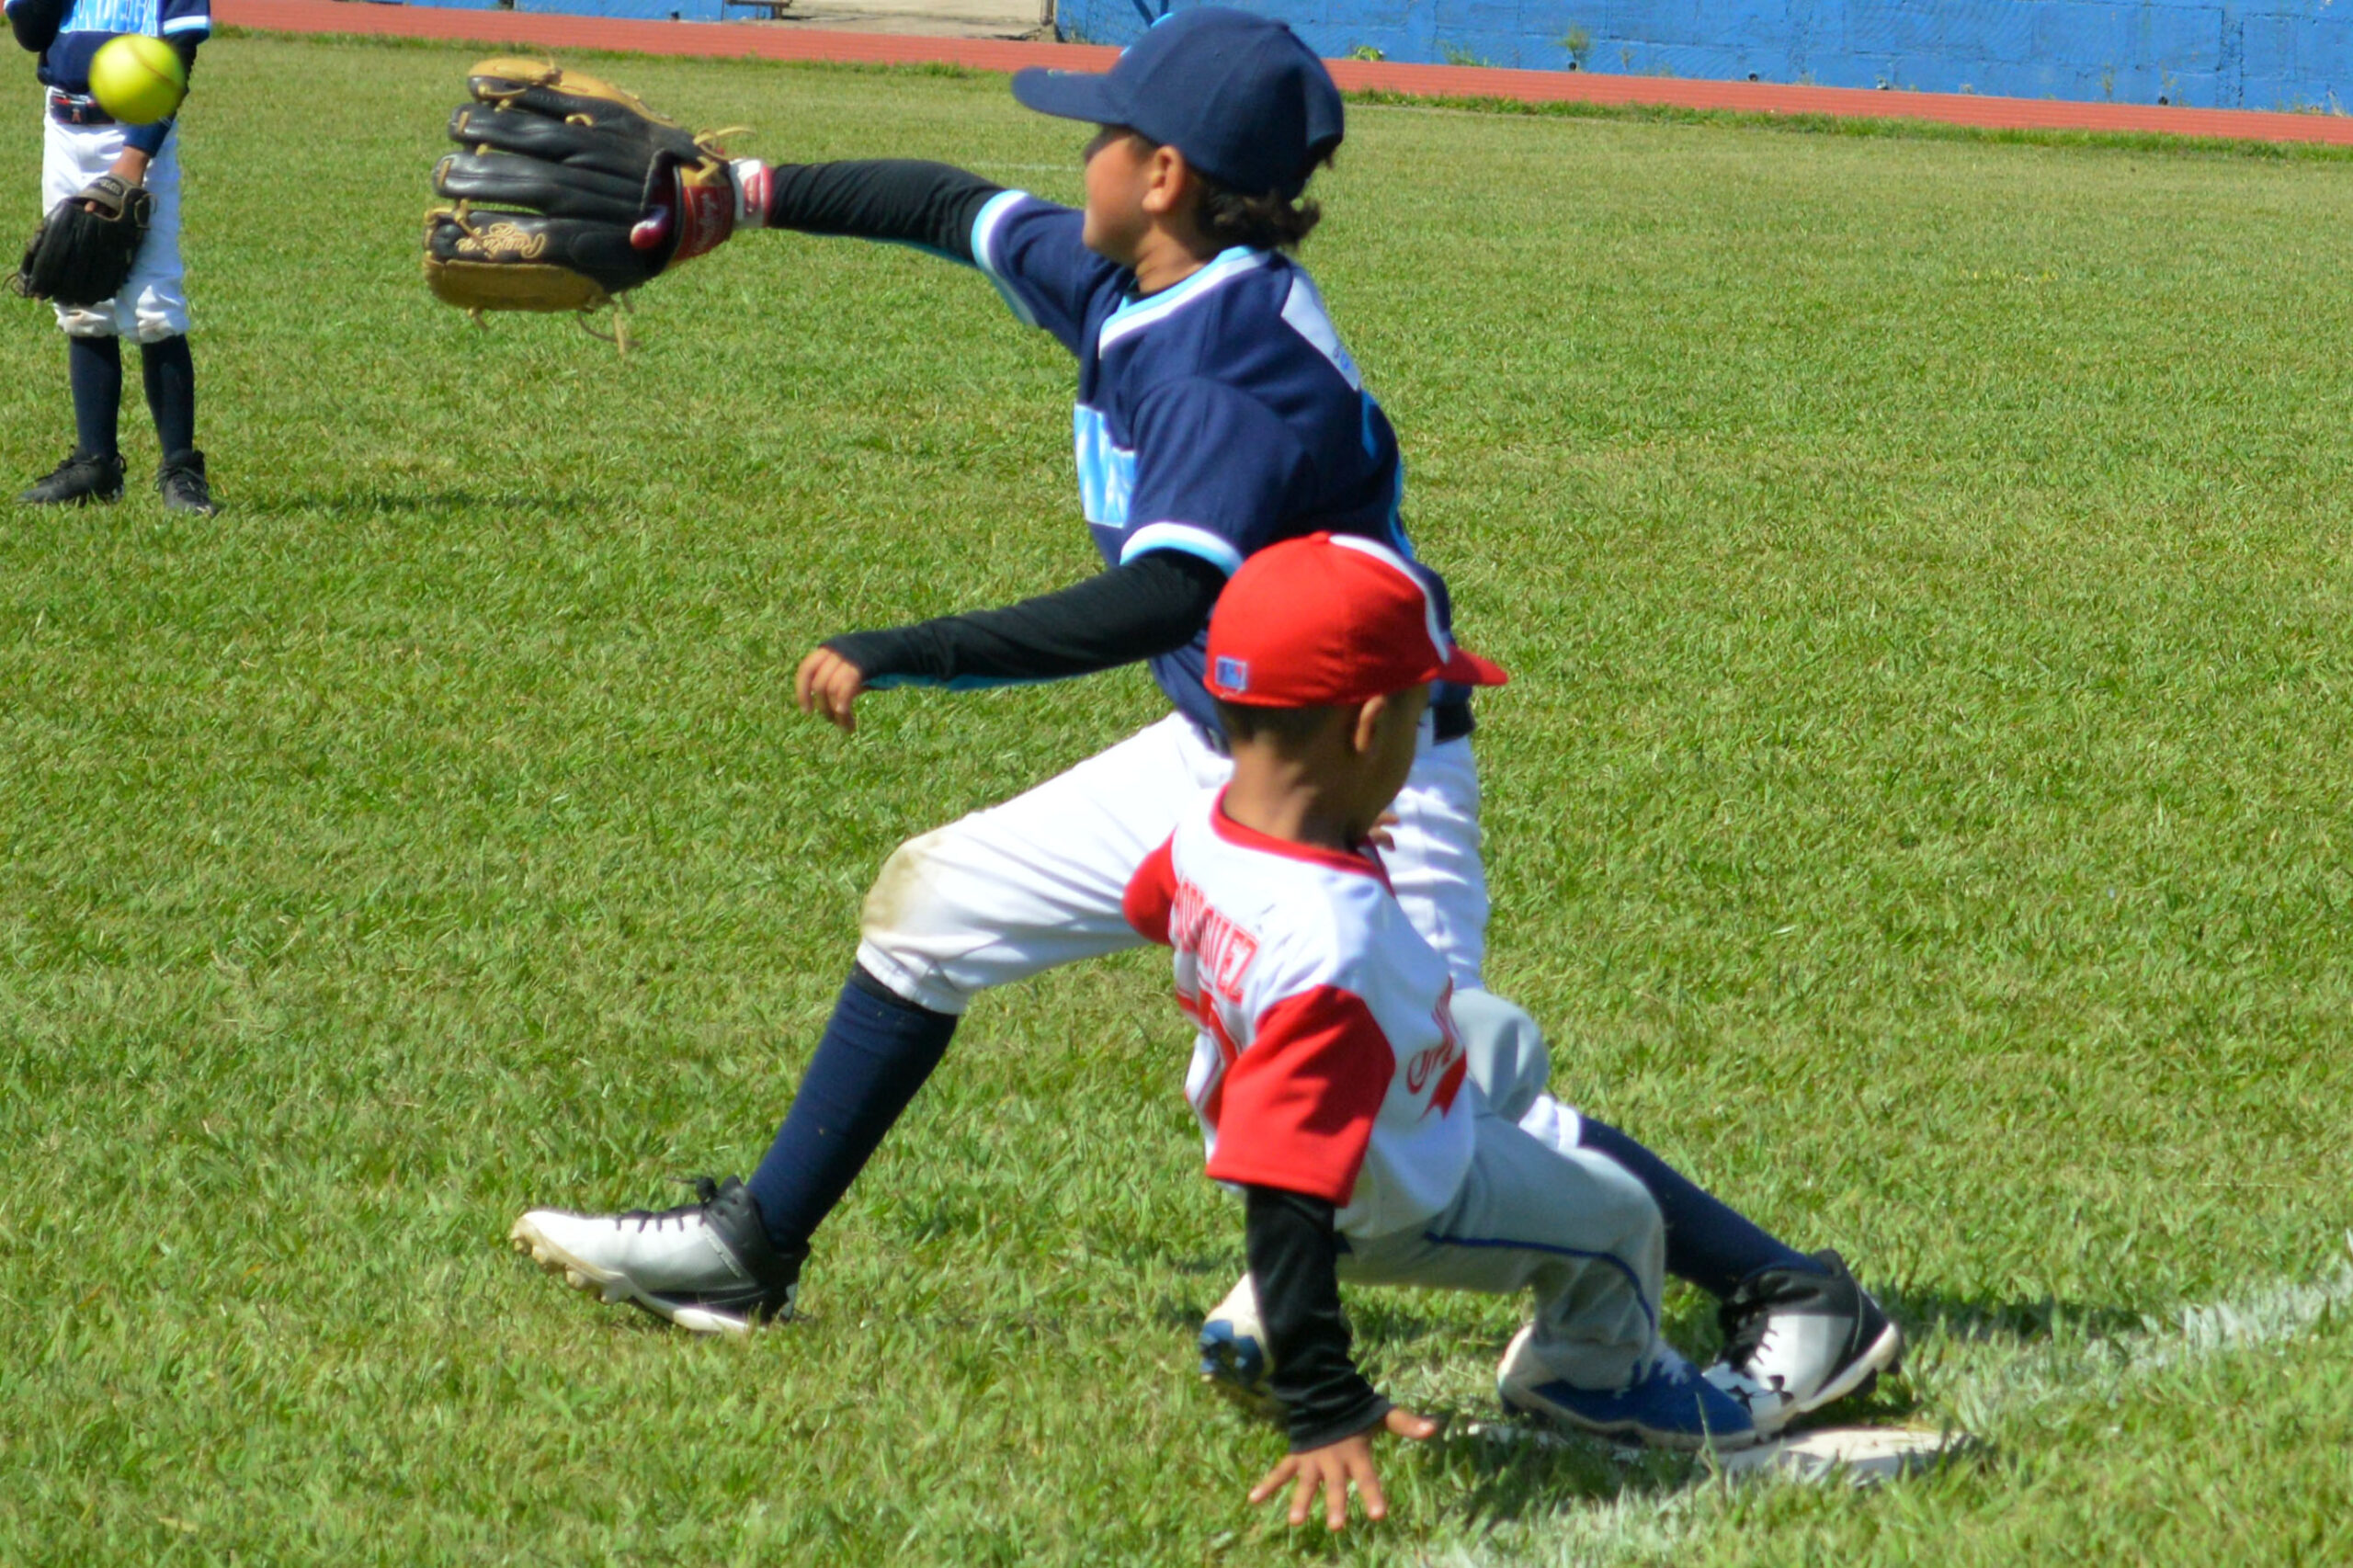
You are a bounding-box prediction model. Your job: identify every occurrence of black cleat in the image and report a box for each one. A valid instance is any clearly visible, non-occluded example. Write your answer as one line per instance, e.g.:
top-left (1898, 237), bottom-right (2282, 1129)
top-left (20, 449), bottom-right (125, 506)
top-left (156, 448), bottom-right (216, 515)
top-left (510, 1176), bottom-right (805, 1335)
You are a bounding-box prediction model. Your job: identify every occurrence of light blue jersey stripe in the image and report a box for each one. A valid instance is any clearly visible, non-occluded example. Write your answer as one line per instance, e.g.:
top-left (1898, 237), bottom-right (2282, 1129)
top-left (970, 188), bottom-right (1037, 328)
top-left (1120, 523), bottom-right (1242, 576)
top-left (1073, 403), bottom-right (1135, 527)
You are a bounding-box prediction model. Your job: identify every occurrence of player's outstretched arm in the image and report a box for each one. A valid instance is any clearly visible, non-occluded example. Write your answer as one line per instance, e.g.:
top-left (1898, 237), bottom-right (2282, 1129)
top-left (790, 551), bottom-right (1226, 733)
top-left (755, 161), bottom-right (1006, 265)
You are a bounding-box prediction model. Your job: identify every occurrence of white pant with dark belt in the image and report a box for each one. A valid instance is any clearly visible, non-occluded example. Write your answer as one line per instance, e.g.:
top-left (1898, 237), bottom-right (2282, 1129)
top-left (855, 710), bottom-right (1489, 1014)
top-left (40, 107), bottom-right (186, 342)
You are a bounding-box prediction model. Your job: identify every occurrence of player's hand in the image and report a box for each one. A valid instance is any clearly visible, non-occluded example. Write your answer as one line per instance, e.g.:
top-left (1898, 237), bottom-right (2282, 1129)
top-left (1246, 1406), bottom-right (1438, 1531)
top-left (105, 149), bottom-right (149, 188)
top-left (795, 645), bottom-right (867, 733)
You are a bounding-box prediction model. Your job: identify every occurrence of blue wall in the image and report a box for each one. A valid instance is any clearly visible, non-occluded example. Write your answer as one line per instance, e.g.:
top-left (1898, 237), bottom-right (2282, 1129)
top-left (423, 0), bottom-right (735, 20)
top-left (1054, 0), bottom-right (2353, 112)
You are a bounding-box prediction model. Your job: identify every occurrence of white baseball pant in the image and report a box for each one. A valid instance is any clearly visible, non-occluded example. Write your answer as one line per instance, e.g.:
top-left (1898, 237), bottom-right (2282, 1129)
top-left (1336, 988), bottom-right (1658, 1392)
top-left (856, 710), bottom-right (1489, 1015)
top-left (40, 109), bottom-right (187, 341)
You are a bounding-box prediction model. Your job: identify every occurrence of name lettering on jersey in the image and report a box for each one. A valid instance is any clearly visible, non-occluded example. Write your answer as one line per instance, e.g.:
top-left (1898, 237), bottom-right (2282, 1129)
top-left (1415, 985), bottom-right (1468, 1119)
top-left (63, 0), bottom-right (161, 35)
top-left (1167, 875), bottom-right (1258, 1004)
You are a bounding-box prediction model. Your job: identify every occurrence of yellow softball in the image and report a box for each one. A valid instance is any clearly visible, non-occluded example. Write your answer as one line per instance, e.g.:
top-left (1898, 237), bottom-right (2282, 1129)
top-left (88, 35), bottom-right (187, 127)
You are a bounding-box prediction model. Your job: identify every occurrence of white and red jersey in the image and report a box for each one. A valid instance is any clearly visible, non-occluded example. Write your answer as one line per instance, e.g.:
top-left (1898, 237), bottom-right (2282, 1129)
top-left (1123, 790), bottom-right (1475, 1241)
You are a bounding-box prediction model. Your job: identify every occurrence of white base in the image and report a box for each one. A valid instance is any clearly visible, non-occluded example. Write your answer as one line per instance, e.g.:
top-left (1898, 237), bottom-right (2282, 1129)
top-left (1718, 1425), bottom-right (1970, 1483)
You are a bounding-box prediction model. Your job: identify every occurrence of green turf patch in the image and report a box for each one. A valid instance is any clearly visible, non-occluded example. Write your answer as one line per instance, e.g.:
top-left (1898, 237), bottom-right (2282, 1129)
top-left (0, 34), bottom-right (2348, 1565)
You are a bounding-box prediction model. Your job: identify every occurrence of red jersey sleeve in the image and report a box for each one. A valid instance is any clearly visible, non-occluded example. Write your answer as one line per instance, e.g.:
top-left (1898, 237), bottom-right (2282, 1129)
top-left (1204, 986), bottom-right (1394, 1206)
top-left (1123, 835), bottom-right (1178, 947)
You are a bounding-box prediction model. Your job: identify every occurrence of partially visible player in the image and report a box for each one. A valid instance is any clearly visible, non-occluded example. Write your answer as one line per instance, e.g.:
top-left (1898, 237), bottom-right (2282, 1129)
top-left (7, 0), bottom-right (215, 513)
top-left (1126, 533), bottom-right (1757, 1530)
top-left (508, 8), bottom-right (1898, 1434)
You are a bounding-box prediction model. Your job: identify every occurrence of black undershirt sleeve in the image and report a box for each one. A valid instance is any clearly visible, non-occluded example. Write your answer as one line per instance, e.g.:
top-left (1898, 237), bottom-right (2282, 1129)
top-left (762, 160), bottom-right (1006, 264)
top-left (1245, 1185), bottom-right (1392, 1453)
top-left (822, 550), bottom-right (1226, 689)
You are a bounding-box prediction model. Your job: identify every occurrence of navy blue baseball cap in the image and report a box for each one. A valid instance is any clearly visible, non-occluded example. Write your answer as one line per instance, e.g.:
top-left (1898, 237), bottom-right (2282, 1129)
top-left (1011, 6), bottom-right (1344, 200)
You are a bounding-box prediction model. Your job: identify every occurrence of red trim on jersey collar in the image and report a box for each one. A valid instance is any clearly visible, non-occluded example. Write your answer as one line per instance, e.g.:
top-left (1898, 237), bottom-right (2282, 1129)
top-left (1210, 790), bottom-right (1391, 884)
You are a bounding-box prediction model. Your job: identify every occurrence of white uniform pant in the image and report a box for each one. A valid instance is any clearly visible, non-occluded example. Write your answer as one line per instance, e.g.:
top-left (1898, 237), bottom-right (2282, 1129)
top-left (1327, 990), bottom-right (1657, 1390)
top-left (1338, 1091), bottom-right (1663, 1392)
top-left (40, 112), bottom-right (187, 341)
top-left (857, 710), bottom-right (1488, 1015)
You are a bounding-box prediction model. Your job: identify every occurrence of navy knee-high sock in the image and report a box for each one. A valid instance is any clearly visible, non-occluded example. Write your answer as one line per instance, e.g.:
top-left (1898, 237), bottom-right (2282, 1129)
top-left (746, 965), bottom-right (960, 1254)
top-left (1575, 1118), bottom-right (1820, 1299)
top-left (141, 335), bottom-right (196, 458)
top-left (67, 336), bottom-right (121, 458)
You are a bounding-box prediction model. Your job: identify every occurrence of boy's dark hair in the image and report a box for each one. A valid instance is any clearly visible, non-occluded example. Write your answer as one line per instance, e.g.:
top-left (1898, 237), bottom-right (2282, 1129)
top-left (1213, 696), bottom-right (1349, 748)
top-left (1191, 153), bottom-right (1333, 251)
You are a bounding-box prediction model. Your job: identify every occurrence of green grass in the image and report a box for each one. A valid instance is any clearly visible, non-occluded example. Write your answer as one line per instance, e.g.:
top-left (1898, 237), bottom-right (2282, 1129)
top-left (3, 33), bottom-right (2351, 1564)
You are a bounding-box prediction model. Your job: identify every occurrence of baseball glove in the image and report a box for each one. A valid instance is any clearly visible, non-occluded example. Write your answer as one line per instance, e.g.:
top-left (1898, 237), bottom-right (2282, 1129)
top-left (10, 176), bottom-right (153, 309)
top-left (423, 58), bottom-right (755, 324)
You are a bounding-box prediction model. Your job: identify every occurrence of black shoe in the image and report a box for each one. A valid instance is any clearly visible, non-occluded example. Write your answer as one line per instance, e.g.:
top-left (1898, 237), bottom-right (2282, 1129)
top-left (157, 448), bottom-right (215, 515)
top-left (19, 449), bottom-right (125, 506)
top-left (1700, 1250), bottom-right (1904, 1435)
top-left (510, 1176), bottom-right (805, 1335)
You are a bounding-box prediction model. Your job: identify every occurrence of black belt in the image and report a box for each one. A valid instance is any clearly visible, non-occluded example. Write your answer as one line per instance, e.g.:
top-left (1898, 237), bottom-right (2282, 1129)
top-left (1432, 695), bottom-right (1475, 745)
top-left (47, 91), bottom-right (115, 126)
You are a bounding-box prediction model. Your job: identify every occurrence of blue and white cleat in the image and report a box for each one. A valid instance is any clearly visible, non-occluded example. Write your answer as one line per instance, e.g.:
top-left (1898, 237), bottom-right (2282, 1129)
top-left (1498, 1326), bottom-right (1760, 1451)
top-left (1198, 1273), bottom-right (1283, 1421)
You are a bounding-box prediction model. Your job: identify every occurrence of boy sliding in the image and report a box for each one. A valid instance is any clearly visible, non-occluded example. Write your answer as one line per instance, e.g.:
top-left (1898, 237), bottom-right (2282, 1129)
top-left (1124, 533), bottom-right (1752, 1530)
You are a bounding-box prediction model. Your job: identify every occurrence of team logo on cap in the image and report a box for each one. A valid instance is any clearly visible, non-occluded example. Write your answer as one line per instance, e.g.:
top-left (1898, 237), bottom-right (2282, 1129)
top-left (1214, 655), bottom-right (1249, 693)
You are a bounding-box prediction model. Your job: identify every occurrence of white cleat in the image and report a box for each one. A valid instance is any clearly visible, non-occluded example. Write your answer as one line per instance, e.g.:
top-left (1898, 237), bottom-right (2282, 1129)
top-left (509, 1176), bottom-right (802, 1336)
top-left (1702, 1250), bottom-right (1904, 1436)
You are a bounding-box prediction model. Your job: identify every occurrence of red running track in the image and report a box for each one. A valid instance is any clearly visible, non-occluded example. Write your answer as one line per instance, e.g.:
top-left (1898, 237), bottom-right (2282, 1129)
top-left (219, 0), bottom-right (2353, 146)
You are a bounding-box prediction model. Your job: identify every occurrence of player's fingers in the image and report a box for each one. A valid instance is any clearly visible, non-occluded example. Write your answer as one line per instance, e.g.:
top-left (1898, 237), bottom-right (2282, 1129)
top-left (792, 649), bottom-right (826, 713)
top-left (1247, 1457), bottom-right (1296, 1506)
top-left (823, 667), bottom-right (860, 733)
top-left (1351, 1460), bottom-right (1388, 1523)
top-left (1323, 1469), bottom-right (1352, 1531)
top-left (1288, 1469), bottom-right (1318, 1527)
top-left (1384, 1406), bottom-right (1441, 1441)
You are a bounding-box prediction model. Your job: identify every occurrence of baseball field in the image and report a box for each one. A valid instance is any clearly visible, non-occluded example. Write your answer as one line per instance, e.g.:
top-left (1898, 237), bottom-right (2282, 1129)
top-left (3, 32), bottom-right (2351, 1564)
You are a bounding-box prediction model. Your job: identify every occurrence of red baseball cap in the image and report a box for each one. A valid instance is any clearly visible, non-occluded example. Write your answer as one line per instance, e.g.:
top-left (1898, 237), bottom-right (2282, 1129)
top-left (1205, 533), bottom-right (1507, 708)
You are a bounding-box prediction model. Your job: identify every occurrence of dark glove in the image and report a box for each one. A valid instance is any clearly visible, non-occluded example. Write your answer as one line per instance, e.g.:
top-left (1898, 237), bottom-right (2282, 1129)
top-left (422, 57), bottom-right (765, 317)
top-left (10, 174), bottom-right (152, 308)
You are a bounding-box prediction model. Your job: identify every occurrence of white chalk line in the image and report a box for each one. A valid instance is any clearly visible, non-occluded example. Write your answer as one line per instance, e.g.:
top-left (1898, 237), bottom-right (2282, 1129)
top-left (1419, 1233), bottom-right (2353, 1568)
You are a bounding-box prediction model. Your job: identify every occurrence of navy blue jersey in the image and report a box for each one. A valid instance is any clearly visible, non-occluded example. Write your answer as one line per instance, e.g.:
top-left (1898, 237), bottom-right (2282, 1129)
top-left (11, 0), bottom-right (209, 94)
top-left (970, 190), bottom-right (1454, 738)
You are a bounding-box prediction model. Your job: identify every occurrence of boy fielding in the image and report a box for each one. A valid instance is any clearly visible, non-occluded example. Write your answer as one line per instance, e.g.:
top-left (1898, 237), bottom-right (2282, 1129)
top-left (506, 8), bottom-right (1900, 1436)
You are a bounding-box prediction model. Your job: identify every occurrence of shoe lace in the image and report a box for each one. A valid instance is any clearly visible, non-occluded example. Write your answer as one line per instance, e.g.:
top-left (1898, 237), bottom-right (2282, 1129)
top-left (1716, 1280), bottom-right (1777, 1376)
top-left (611, 1176), bottom-right (723, 1233)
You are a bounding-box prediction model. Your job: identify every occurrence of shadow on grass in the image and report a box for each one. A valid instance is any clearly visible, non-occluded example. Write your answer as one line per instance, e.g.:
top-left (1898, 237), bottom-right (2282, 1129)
top-left (249, 486), bottom-right (610, 518)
